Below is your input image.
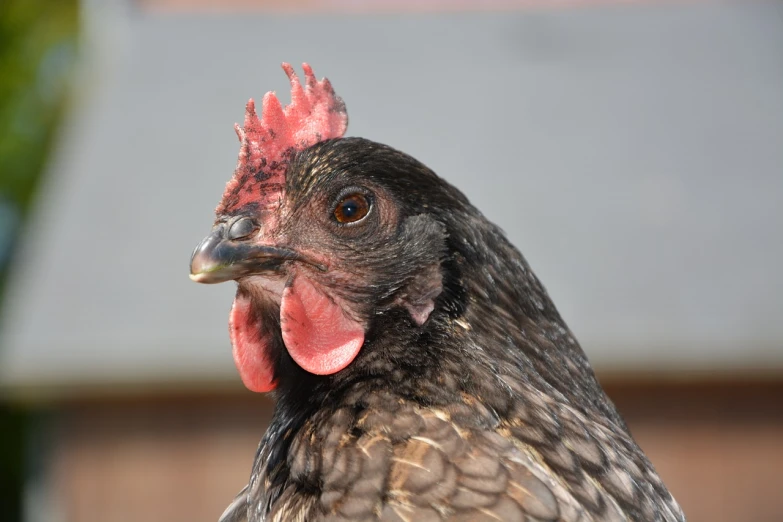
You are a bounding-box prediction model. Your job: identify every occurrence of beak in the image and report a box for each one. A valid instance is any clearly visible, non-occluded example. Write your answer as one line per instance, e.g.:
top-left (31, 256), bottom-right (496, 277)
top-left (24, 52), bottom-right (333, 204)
top-left (189, 224), bottom-right (303, 284)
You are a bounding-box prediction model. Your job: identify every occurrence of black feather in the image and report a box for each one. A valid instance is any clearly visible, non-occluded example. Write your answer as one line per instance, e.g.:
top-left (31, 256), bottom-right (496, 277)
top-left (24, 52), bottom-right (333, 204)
top-left (226, 137), bottom-right (684, 521)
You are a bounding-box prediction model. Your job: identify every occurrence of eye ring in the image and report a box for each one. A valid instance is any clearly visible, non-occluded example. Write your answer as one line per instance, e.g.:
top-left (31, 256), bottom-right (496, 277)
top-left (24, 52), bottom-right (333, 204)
top-left (333, 193), bottom-right (371, 224)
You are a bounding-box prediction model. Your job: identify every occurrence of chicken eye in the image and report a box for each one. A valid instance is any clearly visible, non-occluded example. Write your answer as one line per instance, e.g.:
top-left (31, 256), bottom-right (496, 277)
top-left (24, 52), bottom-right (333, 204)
top-left (333, 194), bottom-right (370, 224)
top-left (227, 217), bottom-right (257, 240)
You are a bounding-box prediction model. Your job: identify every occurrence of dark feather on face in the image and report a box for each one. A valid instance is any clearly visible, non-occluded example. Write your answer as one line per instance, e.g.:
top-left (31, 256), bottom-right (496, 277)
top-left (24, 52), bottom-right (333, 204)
top-left (271, 137), bottom-right (618, 422)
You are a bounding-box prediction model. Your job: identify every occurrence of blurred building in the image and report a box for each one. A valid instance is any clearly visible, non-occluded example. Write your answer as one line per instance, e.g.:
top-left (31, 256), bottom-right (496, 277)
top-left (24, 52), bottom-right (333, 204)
top-left (1, 0), bottom-right (782, 521)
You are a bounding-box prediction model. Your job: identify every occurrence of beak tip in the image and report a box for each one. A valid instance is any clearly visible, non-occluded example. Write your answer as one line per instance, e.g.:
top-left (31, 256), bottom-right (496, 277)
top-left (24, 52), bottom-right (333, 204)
top-left (189, 268), bottom-right (220, 284)
top-left (189, 226), bottom-right (298, 284)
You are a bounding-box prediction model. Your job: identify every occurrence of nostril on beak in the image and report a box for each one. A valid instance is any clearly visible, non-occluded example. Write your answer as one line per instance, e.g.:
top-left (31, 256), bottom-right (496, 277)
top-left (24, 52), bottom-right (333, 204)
top-left (227, 217), bottom-right (259, 241)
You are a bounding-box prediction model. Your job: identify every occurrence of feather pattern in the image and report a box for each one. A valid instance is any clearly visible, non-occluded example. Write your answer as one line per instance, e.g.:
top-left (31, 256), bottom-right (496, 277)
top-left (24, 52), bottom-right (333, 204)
top-left (210, 139), bottom-right (685, 521)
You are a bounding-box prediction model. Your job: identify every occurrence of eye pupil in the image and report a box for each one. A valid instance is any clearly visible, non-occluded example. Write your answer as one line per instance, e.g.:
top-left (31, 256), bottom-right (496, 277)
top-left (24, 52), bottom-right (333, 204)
top-left (334, 194), bottom-right (370, 223)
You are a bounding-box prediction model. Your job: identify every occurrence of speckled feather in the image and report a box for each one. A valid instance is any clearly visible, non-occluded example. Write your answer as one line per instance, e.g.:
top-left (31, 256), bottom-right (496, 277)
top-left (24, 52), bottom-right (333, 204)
top-left (215, 139), bottom-right (685, 522)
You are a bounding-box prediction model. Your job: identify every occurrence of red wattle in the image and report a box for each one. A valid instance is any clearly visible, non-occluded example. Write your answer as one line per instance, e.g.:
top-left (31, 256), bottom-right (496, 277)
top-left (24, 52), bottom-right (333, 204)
top-left (280, 276), bottom-right (364, 376)
top-left (229, 294), bottom-right (277, 392)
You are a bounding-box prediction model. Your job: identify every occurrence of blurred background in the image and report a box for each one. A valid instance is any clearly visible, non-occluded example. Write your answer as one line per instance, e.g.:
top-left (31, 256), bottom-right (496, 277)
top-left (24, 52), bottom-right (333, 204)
top-left (0, 0), bottom-right (781, 521)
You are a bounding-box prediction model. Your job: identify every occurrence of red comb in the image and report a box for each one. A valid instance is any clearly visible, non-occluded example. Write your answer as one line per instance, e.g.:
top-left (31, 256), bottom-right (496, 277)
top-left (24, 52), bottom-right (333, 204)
top-left (217, 63), bottom-right (348, 214)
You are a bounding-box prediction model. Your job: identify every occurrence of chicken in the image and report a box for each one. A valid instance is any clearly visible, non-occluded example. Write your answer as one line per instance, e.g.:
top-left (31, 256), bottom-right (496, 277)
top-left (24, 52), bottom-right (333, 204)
top-left (189, 63), bottom-right (685, 522)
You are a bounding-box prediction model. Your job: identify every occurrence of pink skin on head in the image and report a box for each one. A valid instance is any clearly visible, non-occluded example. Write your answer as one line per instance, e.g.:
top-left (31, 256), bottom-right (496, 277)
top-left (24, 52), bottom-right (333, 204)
top-left (219, 64), bottom-right (360, 391)
top-left (229, 273), bottom-right (365, 392)
top-left (281, 275), bottom-right (365, 376)
top-left (230, 294), bottom-right (277, 393)
top-left (217, 63), bottom-right (348, 215)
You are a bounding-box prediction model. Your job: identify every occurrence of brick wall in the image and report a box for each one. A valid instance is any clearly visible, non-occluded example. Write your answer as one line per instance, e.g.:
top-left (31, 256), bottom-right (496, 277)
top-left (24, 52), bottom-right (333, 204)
top-left (47, 380), bottom-right (783, 522)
